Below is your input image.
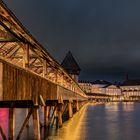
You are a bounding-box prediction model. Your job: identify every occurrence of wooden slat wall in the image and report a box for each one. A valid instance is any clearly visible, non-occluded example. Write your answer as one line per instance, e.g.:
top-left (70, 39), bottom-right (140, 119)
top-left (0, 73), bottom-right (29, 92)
top-left (2, 61), bottom-right (58, 104)
top-left (57, 86), bottom-right (85, 101)
top-left (0, 60), bottom-right (86, 105)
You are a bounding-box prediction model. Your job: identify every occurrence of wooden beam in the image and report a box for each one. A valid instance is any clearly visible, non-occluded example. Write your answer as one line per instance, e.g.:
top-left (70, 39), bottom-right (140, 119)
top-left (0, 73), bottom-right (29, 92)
top-left (0, 101), bottom-right (34, 108)
top-left (57, 104), bottom-right (63, 127)
top-left (0, 62), bottom-right (3, 100)
top-left (49, 105), bottom-right (57, 126)
top-left (68, 101), bottom-right (73, 118)
top-left (16, 109), bottom-right (32, 140)
top-left (0, 39), bottom-right (18, 43)
top-left (0, 125), bottom-right (7, 140)
top-left (25, 109), bottom-right (29, 127)
top-left (76, 101), bottom-right (79, 111)
top-left (55, 70), bottom-right (58, 83)
top-left (8, 108), bottom-right (15, 140)
top-left (62, 103), bottom-right (68, 114)
top-left (44, 106), bottom-right (49, 126)
top-left (0, 20), bottom-right (23, 42)
top-left (39, 95), bottom-right (45, 106)
top-left (29, 57), bottom-right (37, 66)
top-left (23, 44), bottom-right (29, 68)
top-left (0, 43), bottom-right (6, 49)
top-left (42, 59), bottom-right (47, 77)
top-left (32, 108), bottom-right (41, 140)
top-left (29, 65), bottom-right (43, 69)
top-left (5, 45), bottom-right (20, 58)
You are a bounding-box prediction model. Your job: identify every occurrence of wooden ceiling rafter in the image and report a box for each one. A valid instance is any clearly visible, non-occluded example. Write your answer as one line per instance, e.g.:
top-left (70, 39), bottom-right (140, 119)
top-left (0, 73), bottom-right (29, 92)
top-left (0, 24), bottom-right (18, 43)
top-left (4, 44), bottom-right (18, 56)
top-left (0, 42), bottom-right (6, 50)
top-left (0, 18), bottom-right (24, 43)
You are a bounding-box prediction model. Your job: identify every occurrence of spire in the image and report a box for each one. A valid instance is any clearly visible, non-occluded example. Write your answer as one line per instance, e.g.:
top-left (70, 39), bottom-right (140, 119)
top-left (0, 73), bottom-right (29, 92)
top-left (61, 51), bottom-right (81, 75)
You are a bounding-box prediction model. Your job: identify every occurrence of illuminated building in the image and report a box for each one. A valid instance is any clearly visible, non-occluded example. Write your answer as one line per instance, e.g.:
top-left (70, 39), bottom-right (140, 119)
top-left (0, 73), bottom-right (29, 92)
top-left (105, 85), bottom-right (122, 101)
top-left (121, 77), bottom-right (140, 101)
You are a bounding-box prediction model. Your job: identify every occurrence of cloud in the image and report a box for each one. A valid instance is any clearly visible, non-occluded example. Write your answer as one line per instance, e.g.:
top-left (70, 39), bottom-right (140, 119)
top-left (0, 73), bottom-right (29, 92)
top-left (5, 0), bottom-right (140, 81)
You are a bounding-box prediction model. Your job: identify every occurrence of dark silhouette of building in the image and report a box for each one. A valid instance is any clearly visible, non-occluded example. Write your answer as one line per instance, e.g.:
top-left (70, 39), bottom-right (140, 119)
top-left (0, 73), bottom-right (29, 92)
top-left (61, 51), bottom-right (81, 82)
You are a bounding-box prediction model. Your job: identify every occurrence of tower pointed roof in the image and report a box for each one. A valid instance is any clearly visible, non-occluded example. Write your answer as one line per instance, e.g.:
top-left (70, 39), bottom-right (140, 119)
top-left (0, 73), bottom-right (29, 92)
top-left (61, 51), bottom-right (81, 75)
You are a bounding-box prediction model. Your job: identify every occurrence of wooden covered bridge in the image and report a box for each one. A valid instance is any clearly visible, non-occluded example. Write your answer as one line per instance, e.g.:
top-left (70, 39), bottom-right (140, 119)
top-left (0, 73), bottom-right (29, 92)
top-left (0, 1), bottom-right (87, 139)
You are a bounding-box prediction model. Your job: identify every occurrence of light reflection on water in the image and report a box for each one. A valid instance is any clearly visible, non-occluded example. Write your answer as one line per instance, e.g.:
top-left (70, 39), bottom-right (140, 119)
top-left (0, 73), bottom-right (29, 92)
top-left (47, 105), bottom-right (87, 140)
top-left (1, 103), bottom-right (140, 140)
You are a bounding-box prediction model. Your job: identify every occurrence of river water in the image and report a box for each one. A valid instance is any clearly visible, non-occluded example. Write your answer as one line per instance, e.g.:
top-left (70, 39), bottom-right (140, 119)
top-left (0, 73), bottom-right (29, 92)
top-left (0, 102), bottom-right (140, 140)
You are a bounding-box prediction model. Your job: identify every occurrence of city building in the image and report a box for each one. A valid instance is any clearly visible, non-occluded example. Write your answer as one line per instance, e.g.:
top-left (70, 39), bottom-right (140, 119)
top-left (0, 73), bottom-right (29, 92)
top-left (61, 52), bottom-right (140, 102)
top-left (78, 81), bottom-right (92, 93)
top-left (91, 80), bottom-right (111, 94)
top-left (79, 80), bottom-right (122, 102)
top-left (105, 85), bottom-right (122, 101)
top-left (121, 78), bottom-right (140, 101)
top-left (79, 80), bottom-right (110, 102)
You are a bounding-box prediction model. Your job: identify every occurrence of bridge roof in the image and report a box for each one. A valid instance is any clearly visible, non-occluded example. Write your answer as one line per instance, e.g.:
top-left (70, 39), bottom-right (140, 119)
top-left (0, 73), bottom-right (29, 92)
top-left (0, 1), bottom-right (57, 65)
top-left (0, 0), bottom-right (87, 99)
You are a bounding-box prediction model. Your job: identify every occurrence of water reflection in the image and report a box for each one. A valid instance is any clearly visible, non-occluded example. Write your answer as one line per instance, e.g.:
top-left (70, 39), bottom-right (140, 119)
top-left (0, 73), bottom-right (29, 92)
top-left (105, 102), bottom-right (119, 112)
top-left (105, 103), bottom-right (120, 140)
top-left (47, 105), bottom-right (87, 140)
top-left (122, 102), bottom-right (134, 112)
top-left (1, 103), bottom-right (140, 140)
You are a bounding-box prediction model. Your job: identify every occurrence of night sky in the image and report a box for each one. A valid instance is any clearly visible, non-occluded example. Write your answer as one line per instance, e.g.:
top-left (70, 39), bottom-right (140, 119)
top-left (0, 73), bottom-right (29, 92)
top-left (4, 0), bottom-right (140, 82)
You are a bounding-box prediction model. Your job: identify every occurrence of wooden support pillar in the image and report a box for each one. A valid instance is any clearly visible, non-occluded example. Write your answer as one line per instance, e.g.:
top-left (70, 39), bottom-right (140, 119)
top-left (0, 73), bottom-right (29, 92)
top-left (0, 62), bottom-right (3, 100)
top-left (76, 101), bottom-right (79, 111)
top-left (32, 108), bottom-right (40, 140)
top-left (0, 125), bottom-right (7, 140)
top-left (8, 108), bottom-right (15, 140)
top-left (50, 106), bottom-right (57, 126)
top-left (25, 109), bottom-right (29, 127)
top-left (17, 109), bottom-right (32, 140)
top-left (68, 101), bottom-right (73, 118)
top-left (57, 104), bottom-right (63, 127)
top-left (44, 106), bottom-right (49, 126)
top-left (62, 103), bottom-right (68, 114)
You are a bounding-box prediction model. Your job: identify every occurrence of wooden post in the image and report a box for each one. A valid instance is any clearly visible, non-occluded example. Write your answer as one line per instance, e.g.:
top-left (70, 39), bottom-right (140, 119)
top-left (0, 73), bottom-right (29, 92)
top-left (44, 106), bottom-right (49, 126)
top-left (57, 104), bottom-right (63, 127)
top-left (55, 70), bottom-right (58, 83)
top-left (17, 109), bottom-right (32, 140)
top-left (23, 44), bottom-right (30, 127)
top-left (25, 109), bottom-right (29, 127)
top-left (0, 125), bottom-right (7, 140)
top-left (50, 106), bottom-right (57, 126)
top-left (23, 44), bottom-right (29, 68)
top-left (76, 101), bottom-right (79, 111)
top-left (43, 60), bottom-right (47, 77)
top-left (0, 62), bottom-right (3, 100)
top-left (68, 101), bottom-right (73, 118)
top-left (32, 108), bottom-right (40, 140)
top-left (8, 108), bottom-right (15, 140)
